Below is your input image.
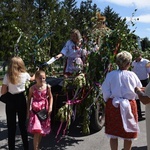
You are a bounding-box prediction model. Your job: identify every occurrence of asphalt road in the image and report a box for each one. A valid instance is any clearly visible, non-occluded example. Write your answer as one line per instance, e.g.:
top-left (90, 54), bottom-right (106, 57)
top-left (0, 86), bottom-right (148, 150)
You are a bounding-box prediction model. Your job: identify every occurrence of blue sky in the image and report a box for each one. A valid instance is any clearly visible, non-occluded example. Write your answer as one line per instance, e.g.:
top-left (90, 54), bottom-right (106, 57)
top-left (76, 0), bottom-right (150, 40)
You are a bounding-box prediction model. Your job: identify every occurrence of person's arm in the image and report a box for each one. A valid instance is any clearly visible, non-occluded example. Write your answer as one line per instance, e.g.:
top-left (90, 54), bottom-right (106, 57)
top-left (135, 87), bottom-right (150, 105)
top-left (55, 41), bottom-right (69, 59)
top-left (55, 53), bottom-right (63, 59)
top-left (27, 87), bottom-right (33, 119)
top-left (1, 84), bottom-right (8, 95)
top-left (146, 62), bottom-right (150, 78)
top-left (1, 74), bottom-right (8, 95)
top-left (101, 74), bottom-right (111, 102)
top-left (30, 74), bottom-right (35, 82)
top-left (47, 84), bottom-right (53, 116)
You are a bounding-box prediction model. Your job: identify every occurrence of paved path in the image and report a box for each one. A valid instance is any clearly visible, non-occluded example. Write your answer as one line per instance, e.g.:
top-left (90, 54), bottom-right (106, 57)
top-left (0, 85), bottom-right (148, 150)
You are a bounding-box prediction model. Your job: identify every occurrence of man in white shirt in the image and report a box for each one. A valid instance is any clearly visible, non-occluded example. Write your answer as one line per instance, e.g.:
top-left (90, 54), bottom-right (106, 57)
top-left (132, 52), bottom-right (150, 119)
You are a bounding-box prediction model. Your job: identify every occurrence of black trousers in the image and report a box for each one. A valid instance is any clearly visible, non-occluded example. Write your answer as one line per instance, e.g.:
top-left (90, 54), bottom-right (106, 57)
top-left (6, 92), bottom-right (28, 150)
top-left (141, 78), bottom-right (149, 87)
top-left (136, 78), bottom-right (149, 118)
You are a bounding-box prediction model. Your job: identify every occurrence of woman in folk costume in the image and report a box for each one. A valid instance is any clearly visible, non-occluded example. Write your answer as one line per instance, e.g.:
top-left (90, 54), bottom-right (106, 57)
top-left (101, 51), bottom-right (142, 150)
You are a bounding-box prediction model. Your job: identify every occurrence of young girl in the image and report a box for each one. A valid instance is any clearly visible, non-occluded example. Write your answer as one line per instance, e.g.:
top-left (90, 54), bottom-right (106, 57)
top-left (27, 70), bottom-right (53, 150)
top-left (1, 56), bottom-right (35, 150)
top-left (55, 29), bottom-right (87, 77)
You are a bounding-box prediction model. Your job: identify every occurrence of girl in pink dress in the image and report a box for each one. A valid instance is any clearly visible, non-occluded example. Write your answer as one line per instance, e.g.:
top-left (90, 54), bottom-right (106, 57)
top-left (27, 70), bottom-right (53, 150)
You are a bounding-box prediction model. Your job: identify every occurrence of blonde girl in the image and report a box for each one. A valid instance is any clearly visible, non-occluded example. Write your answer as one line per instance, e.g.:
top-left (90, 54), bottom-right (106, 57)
top-left (1, 56), bottom-right (35, 150)
top-left (55, 29), bottom-right (87, 76)
top-left (27, 70), bottom-right (53, 150)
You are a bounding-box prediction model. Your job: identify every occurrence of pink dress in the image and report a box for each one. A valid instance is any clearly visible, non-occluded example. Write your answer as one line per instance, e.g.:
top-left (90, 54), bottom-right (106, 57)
top-left (28, 85), bottom-right (51, 136)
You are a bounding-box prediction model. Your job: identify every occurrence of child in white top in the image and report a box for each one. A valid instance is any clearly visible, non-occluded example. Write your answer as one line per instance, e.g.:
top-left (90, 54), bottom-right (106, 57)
top-left (55, 29), bottom-right (87, 76)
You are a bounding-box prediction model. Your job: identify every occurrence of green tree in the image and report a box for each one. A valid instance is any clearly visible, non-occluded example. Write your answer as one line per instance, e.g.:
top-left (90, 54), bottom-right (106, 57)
top-left (102, 6), bottom-right (122, 30)
top-left (0, 0), bottom-right (64, 73)
top-left (141, 37), bottom-right (150, 51)
top-left (0, 0), bottom-right (23, 60)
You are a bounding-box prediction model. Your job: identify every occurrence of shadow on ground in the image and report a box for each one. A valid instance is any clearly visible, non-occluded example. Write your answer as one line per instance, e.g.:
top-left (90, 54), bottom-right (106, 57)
top-left (0, 117), bottom-right (98, 150)
top-left (0, 118), bottom-right (147, 150)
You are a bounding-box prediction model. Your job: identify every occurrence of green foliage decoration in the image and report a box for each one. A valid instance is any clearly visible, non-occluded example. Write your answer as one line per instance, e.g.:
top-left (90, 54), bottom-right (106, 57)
top-left (1, 0), bottom-right (150, 135)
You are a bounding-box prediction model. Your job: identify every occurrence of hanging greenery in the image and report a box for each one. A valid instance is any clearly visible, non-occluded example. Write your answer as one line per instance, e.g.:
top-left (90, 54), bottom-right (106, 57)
top-left (1, 0), bottom-right (148, 135)
top-left (55, 9), bottom-right (141, 135)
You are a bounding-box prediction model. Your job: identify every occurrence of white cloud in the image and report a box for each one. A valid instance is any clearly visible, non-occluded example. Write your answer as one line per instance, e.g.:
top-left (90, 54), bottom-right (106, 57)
top-left (126, 14), bottom-right (150, 23)
top-left (147, 28), bottom-right (150, 31)
top-left (137, 14), bottom-right (150, 23)
top-left (102, 0), bottom-right (150, 9)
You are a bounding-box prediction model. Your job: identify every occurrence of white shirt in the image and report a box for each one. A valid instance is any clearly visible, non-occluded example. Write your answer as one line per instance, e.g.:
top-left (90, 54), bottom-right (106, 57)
top-left (61, 40), bottom-right (87, 73)
top-left (102, 70), bottom-right (142, 102)
top-left (3, 72), bottom-right (31, 94)
top-left (132, 58), bottom-right (150, 80)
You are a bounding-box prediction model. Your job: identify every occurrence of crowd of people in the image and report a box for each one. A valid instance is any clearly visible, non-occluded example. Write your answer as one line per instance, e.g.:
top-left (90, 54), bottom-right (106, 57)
top-left (0, 28), bottom-right (150, 150)
top-left (0, 28), bottom-right (87, 150)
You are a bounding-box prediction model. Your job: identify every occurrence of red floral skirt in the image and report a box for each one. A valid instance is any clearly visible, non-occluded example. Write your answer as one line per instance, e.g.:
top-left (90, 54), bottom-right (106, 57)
top-left (105, 98), bottom-right (138, 139)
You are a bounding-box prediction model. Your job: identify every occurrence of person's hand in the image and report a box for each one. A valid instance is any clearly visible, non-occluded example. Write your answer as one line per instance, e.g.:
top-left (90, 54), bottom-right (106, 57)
top-left (55, 53), bottom-right (63, 60)
top-left (42, 62), bottom-right (48, 66)
top-left (55, 56), bottom-right (59, 60)
top-left (135, 87), bottom-right (141, 93)
top-left (135, 87), bottom-right (145, 96)
top-left (135, 87), bottom-right (145, 93)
